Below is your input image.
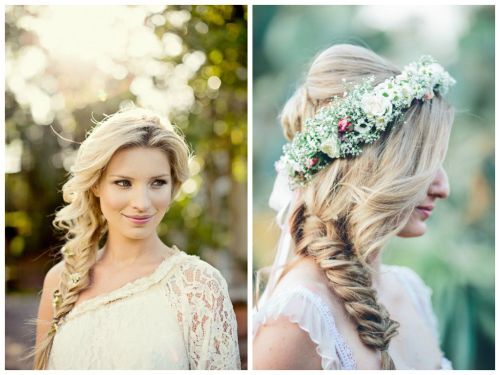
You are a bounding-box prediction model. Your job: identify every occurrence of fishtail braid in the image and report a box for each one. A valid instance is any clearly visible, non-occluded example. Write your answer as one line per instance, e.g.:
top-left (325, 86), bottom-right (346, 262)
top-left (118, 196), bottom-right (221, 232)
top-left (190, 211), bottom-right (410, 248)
top-left (290, 203), bottom-right (399, 369)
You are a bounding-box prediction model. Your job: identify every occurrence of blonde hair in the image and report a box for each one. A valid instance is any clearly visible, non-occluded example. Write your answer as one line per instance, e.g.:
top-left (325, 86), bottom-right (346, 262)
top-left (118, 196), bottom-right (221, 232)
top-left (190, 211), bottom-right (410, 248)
top-left (282, 45), bottom-right (454, 369)
top-left (33, 107), bottom-right (190, 369)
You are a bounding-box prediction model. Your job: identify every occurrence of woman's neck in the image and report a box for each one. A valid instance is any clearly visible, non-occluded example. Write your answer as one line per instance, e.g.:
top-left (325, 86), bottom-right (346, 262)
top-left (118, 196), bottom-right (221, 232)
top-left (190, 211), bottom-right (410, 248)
top-left (99, 232), bottom-right (166, 267)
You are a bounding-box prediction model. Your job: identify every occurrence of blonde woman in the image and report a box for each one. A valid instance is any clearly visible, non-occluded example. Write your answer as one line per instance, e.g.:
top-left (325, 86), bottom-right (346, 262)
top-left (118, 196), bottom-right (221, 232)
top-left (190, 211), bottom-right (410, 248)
top-left (34, 108), bottom-right (240, 370)
top-left (253, 45), bottom-right (455, 370)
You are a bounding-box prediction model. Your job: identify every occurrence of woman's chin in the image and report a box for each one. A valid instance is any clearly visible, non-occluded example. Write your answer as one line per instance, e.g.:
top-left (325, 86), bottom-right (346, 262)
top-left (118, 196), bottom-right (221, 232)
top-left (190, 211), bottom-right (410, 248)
top-left (397, 220), bottom-right (427, 238)
top-left (120, 228), bottom-right (155, 241)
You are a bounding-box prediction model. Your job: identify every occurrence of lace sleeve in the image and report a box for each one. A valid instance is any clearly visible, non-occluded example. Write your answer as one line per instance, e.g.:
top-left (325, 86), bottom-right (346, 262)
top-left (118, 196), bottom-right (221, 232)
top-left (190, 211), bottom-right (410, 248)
top-left (167, 257), bottom-right (241, 370)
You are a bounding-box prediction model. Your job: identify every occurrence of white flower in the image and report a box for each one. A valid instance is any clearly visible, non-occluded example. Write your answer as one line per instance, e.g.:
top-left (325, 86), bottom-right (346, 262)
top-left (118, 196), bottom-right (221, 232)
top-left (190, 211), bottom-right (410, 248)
top-left (354, 120), bottom-right (371, 134)
top-left (376, 82), bottom-right (394, 99)
top-left (426, 63), bottom-right (445, 86)
top-left (374, 116), bottom-right (389, 130)
top-left (290, 159), bottom-right (304, 173)
top-left (320, 136), bottom-right (340, 158)
top-left (362, 93), bottom-right (392, 118)
top-left (69, 272), bottom-right (81, 285)
top-left (399, 84), bottom-right (414, 105)
top-left (428, 63), bottom-right (445, 76)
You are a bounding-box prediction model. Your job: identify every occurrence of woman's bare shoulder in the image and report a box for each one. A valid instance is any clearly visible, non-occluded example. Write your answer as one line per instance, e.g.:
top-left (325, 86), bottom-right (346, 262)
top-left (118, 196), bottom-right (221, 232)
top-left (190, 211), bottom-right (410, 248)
top-left (254, 257), bottom-right (345, 370)
top-left (253, 314), bottom-right (322, 369)
top-left (43, 260), bottom-right (65, 289)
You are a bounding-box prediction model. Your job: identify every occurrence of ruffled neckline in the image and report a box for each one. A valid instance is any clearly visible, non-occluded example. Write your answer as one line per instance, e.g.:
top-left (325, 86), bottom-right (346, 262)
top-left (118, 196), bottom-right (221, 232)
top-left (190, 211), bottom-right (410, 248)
top-left (64, 247), bottom-right (191, 321)
top-left (255, 265), bottom-right (452, 370)
top-left (254, 286), bottom-right (356, 370)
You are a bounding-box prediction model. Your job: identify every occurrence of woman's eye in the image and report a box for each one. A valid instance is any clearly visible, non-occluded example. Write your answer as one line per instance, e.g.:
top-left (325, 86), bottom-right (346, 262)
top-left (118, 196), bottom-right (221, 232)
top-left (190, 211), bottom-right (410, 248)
top-left (152, 179), bottom-right (167, 187)
top-left (114, 180), bottom-right (131, 187)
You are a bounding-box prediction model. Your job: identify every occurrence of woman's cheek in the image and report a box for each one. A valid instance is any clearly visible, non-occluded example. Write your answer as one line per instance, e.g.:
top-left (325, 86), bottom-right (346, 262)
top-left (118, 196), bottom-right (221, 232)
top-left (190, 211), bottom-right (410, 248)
top-left (100, 187), bottom-right (129, 213)
top-left (152, 189), bottom-right (172, 211)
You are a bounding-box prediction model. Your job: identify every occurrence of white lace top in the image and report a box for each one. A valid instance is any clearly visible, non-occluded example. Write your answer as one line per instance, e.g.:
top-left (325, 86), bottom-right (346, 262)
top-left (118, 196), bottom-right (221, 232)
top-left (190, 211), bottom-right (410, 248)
top-left (48, 249), bottom-right (240, 370)
top-left (253, 264), bottom-right (452, 370)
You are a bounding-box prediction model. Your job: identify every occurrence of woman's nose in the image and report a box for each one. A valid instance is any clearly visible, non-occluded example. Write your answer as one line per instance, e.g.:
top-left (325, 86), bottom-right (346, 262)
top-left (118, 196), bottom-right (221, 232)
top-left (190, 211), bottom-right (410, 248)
top-left (428, 167), bottom-right (450, 199)
top-left (131, 186), bottom-right (152, 211)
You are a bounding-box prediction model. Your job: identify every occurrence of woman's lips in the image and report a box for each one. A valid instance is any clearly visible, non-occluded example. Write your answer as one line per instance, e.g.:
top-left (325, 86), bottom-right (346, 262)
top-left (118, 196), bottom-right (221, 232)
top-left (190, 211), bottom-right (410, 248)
top-left (122, 214), bottom-right (154, 225)
top-left (416, 206), bottom-right (433, 220)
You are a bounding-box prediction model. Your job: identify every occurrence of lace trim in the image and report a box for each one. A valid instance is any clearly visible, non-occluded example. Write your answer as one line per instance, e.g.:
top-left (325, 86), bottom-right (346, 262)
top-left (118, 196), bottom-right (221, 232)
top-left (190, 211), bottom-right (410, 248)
top-left (65, 248), bottom-right (188, 321)
top-left (254, 286), bottom-right (356, 370)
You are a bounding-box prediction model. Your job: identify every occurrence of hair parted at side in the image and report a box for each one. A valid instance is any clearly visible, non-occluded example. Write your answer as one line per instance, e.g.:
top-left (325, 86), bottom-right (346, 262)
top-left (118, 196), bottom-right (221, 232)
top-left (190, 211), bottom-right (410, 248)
top-left (281, 44), bottom-right (454, 370)
top-left (33, 107), bottom-right (190, 369)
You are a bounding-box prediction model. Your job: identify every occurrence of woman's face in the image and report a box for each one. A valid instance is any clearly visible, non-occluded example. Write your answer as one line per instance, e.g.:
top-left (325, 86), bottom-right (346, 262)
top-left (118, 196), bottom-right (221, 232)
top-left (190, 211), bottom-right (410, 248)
top-left (94, 147), bottom-right (172, 241)
top-left (398, 166), bottom-right (450, 238)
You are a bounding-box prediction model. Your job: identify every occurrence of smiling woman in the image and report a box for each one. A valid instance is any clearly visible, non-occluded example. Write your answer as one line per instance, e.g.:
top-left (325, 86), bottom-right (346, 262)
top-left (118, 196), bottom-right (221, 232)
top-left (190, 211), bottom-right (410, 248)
top-left (93, 148), bottom-right (174, 240)
top-left (32, 108), bottom-right (240, 370)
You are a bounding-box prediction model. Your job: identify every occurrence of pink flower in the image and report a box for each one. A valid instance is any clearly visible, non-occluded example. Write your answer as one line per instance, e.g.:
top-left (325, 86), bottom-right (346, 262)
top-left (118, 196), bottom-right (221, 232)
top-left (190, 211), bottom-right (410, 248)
top-left (338, 117), bottom-right (351, 133)
top-left (307, 158), bottom-right (319, 168)
top-left (423, 91), bottom-right (435, 100)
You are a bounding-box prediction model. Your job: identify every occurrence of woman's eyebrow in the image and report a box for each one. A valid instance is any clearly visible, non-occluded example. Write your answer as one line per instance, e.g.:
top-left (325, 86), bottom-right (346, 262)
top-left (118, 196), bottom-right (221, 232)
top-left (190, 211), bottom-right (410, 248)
top-left (109, 174), bottom-right (171, 179)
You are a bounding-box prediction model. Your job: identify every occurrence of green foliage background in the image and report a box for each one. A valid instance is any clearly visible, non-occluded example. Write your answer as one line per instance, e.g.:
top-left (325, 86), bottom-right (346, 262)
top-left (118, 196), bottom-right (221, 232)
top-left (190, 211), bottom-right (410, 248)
top-left (253, 5), bottom-right (494, 370)
top-left (6, 5), bottom-right (247, 298)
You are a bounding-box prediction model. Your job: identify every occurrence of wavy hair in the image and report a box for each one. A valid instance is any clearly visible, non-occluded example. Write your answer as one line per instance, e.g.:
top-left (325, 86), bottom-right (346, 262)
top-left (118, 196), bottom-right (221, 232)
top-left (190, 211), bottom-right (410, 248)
top-left (33, 108), bottom-right (190, 369)
top-left (281, 44), bottom-right (454, 369)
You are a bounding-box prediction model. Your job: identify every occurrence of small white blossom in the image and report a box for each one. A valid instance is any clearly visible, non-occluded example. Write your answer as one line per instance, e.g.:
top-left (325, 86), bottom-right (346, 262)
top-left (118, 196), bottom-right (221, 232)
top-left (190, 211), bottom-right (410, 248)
top-left (69, 272), bottom-right (81, 285)
top-left (428, 63), bottom-right (445, 79)
top-left (399, 85), bottom-right (414, 105)
top-left (374, 116), bottom-right (388, 130)
top-left (354, 121), bottom-right (371, 134)
top-left (320, 136), bottom-right (340, 158)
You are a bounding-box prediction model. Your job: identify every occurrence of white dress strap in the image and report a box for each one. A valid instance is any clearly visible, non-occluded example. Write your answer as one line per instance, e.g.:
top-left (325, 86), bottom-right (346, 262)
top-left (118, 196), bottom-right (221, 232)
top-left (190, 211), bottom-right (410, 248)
top-left (254, 287), bottom-right (356, 370)
top-left (387, 265), bottom-right (453, 370)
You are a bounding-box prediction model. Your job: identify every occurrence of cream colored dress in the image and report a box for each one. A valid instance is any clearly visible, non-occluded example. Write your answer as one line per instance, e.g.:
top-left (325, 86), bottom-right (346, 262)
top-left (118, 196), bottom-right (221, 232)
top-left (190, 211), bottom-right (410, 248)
top-left (254, 264), bottom-right (452, 370)
top-left (48, 249), bottom-right (241, 370)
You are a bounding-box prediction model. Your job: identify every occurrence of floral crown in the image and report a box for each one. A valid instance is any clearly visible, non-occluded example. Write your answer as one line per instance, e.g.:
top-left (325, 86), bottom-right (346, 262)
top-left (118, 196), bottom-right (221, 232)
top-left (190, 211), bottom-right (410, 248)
top-left (277, 55), bottom-right (456, 187)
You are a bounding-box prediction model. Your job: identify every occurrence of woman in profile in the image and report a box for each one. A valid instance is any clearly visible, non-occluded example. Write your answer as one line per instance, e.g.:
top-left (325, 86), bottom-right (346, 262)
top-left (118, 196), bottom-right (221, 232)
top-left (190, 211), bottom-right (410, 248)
top-left (34, 108), bottom-right (240, 370)
top-left (253, 44), bottom-right (455, 370)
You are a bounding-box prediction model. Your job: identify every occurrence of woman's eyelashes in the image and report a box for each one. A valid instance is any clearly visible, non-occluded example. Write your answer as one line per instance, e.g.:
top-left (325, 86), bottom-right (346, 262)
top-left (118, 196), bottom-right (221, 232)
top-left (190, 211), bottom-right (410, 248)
top-left (112, 179), bottom-right (168, 188)
top-left (152, 179), bottom-right (168, 187)
top-left (113, 179), bottom-right (130, 188)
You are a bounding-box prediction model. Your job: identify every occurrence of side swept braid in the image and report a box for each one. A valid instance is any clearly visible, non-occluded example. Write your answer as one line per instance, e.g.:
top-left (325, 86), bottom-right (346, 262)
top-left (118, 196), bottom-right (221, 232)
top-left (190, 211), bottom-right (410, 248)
top-left (290, 204), bottom-right (399, 369)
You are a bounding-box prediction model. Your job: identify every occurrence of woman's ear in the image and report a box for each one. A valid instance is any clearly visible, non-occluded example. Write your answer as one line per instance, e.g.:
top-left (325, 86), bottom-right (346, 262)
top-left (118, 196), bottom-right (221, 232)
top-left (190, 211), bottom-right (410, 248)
top-left (91, 184), bottom-right (100, 198)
